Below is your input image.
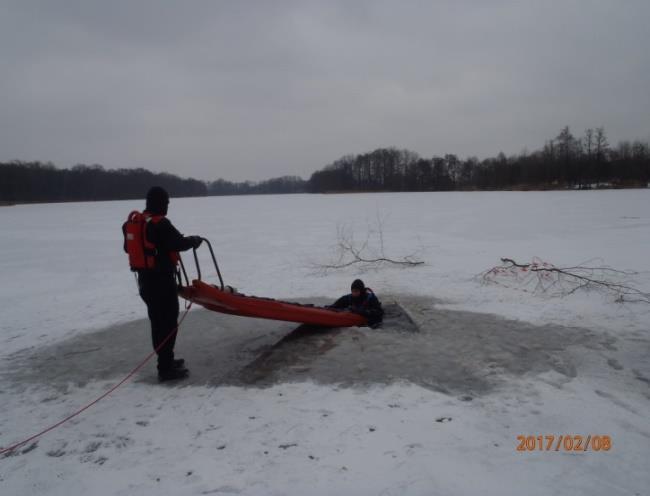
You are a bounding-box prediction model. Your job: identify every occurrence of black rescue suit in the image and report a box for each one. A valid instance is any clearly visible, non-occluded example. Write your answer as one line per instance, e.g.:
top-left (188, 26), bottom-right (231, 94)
top-left (133, 214), bottom-right (196, 372)
top-left (330, 289), bottom-right (384, 327)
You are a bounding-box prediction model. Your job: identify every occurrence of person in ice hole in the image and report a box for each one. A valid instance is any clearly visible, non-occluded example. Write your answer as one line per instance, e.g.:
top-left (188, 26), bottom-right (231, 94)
top-left (328, 279), bottom-right (384, 328)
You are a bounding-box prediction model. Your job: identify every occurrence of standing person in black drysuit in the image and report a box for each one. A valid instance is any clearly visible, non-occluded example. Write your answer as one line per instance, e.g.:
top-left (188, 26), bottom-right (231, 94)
top-left (329, 279), bottom-right (384, 328)
top-left (135, 186), bottom-right (202, 382)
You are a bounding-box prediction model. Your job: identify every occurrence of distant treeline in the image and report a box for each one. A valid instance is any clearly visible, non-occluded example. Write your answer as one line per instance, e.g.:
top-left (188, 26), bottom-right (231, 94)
top-left (308, 127), bottom-right (650, 192)
top-left (207, 176), bottom-right (306, 195)
top-left (1, 126), bottom-right (648, 203)
top-left (0, 162), bottom-right (307, 203)
top-left (0, 163), bottom-right (208, 203)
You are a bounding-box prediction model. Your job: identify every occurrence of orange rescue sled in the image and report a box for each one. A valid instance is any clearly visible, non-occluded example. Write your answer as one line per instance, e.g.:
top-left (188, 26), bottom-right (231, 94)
top-left (177, 239), bottom-right (367, 328)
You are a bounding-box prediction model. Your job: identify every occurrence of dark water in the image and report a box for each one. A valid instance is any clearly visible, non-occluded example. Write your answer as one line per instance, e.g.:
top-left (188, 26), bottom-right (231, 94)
top-left (6, 295), bottom-right (641, 400)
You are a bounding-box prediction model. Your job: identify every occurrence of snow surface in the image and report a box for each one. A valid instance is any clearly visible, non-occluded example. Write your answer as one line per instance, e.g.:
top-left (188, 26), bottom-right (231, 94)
top-left (1, 190), bottom-right (649, 495)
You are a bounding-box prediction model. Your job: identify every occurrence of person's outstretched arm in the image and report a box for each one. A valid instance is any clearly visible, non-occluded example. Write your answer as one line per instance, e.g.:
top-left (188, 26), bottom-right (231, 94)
top-left (329, 294), bottom-right (351, 309)
top-left (151, 218), bottom-right (200, 252)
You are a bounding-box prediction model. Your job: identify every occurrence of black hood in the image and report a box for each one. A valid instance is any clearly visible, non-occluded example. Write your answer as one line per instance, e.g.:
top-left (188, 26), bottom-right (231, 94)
top-left (351, 279), bottom-right (365, 292)
top-left (146, 186), bottom-right (169, 215)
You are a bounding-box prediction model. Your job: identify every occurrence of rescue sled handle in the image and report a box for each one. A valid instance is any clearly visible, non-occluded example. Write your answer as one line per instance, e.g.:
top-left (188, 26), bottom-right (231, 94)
top-left (177, 237), bottom-right (225, 290)
top-left (192, 237), bottom-right (225, 290)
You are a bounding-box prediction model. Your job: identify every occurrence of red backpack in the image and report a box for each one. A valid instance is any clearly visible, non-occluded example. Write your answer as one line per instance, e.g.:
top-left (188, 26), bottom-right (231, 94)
top-left (122, 211), bottom-right (179, 271)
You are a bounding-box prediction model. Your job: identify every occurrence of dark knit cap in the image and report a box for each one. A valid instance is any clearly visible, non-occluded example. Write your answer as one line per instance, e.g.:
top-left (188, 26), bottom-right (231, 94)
top-left (146, 186), bottom-right (169, 214)
top-left (351, 279), bottom-right (365, 291)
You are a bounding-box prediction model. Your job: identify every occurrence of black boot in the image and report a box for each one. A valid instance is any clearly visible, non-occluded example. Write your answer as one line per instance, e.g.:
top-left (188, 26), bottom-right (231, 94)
top-left (158, 367), bottom-right (189, 382)
top-left (173, 358), bottom-right (185, 368)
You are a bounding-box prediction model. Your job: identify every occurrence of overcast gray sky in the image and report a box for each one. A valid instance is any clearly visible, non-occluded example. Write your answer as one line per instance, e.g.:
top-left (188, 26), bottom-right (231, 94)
top-left (1, 1), bottom-right (649, 181)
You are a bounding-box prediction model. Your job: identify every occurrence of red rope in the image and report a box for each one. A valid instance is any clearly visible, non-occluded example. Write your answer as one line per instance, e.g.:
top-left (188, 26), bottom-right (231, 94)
top-left (0, 302), bottom-right (193, 457)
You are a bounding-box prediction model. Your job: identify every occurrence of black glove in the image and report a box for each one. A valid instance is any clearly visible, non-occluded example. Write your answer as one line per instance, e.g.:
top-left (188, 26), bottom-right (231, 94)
top-left (188, 236), bottom-right (203, 249)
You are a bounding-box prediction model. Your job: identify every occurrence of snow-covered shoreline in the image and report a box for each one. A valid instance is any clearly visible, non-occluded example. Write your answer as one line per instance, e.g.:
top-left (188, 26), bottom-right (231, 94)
top-left (1, 190), bottom-right (648, 495)
top-left (2, 190), bottom-right (649, 356)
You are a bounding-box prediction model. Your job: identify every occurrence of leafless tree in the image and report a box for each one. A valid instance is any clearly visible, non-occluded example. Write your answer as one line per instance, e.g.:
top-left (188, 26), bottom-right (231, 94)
top-left (312, 216), bottom-right (424, 273)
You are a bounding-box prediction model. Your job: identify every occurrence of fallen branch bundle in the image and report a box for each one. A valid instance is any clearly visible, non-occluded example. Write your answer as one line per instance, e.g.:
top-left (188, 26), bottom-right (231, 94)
top-left (479, 257), bottom-right (650, 303)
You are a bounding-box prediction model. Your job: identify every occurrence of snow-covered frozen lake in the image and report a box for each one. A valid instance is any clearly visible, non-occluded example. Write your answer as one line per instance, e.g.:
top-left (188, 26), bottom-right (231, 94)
top-left (1, 190), bottom-right (649, 495)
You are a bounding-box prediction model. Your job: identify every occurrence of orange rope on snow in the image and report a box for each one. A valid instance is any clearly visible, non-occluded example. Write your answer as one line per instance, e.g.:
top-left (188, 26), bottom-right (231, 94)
top-left (0, 302), bottom-right (193, 457)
